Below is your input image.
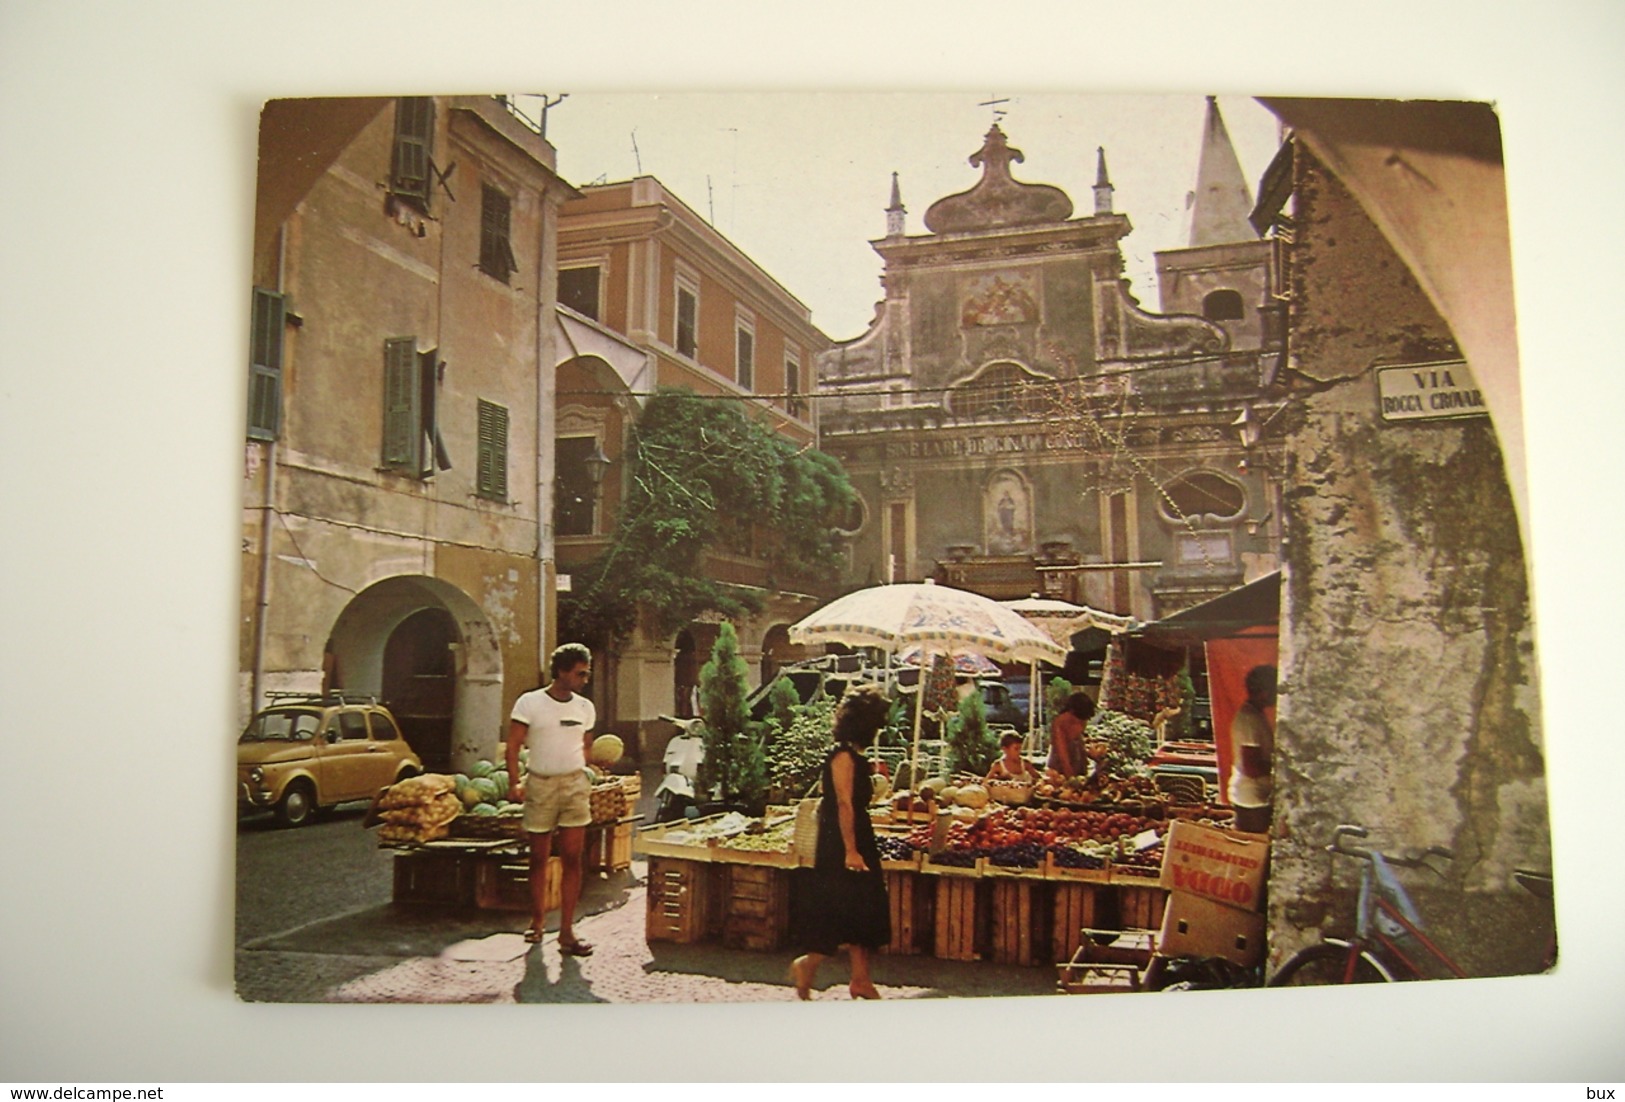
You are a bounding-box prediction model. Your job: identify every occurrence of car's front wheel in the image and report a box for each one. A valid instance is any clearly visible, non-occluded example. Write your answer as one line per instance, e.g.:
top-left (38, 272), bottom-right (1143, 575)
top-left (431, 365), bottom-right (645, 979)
top-left (276, 780), bottom-right (317, 827)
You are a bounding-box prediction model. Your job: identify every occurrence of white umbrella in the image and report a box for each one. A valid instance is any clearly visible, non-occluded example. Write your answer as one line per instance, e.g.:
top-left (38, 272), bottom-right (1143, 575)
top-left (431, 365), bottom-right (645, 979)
top-left (789, 581), bottom-right (1066, 805)
top-left (1000, 594), bottom-right (1137, 744)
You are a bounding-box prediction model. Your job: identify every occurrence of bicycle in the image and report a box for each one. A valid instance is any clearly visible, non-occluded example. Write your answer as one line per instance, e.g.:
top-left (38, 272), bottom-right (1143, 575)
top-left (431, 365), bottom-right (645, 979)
top-left (1269, 824), bottom-right (1468, 985)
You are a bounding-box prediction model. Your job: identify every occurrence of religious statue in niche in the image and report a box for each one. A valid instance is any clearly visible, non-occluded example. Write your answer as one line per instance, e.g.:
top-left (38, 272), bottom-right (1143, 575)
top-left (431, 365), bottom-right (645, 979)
top-left (961, 271), bottom-right (1039, 327)
top-left (984, 470), bottom-right (1033, 554)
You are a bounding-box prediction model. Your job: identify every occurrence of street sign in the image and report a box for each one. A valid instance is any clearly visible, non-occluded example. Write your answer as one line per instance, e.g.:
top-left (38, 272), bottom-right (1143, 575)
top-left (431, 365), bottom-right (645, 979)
top-left (1376, 360), bottom-right (1488, 423)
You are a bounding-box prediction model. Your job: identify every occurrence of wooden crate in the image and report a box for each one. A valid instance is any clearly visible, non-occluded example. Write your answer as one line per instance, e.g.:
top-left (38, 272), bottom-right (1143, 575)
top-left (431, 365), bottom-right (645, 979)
top-left (989, 879), bottom-right (1046, 966)
top-left (1051, 881), bottom-right (1102, 964)
top-left (392, 849), bottom-right (478, 906)
top-left (473, 853), bottom-right (561, 913)
top-left (1116, 884), bottom-right (1169, 932)
top-left (1055, 928), bottom-right (1158, 994)
top-left (933, 876), bottom-right (984, 962)
top-left (884, 869), bottom-right (933, 956)
top-left (719, 864), bottom-right (791, 951)
top-left (646, 856), bottom-right (712, 944)
top-left (585, 820), bottom-right (635, 873)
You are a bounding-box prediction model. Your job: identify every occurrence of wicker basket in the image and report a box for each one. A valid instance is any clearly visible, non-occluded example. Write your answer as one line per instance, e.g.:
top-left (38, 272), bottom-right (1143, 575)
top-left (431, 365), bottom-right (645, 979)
top-left (986, 779), bottom-right (1034, 806)
top-left (589, 778), bottom-right (628, 824)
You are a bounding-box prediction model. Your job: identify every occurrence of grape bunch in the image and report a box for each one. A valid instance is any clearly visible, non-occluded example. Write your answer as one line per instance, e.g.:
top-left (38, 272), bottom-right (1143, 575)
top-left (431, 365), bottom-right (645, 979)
top-left (1048, 845), bottom-right (1107, 870)
top-left (928, 850), bottom-right (980, 868)
top-left (1116, 845), bottom-right (1164, 869)
top-left (987, 842), bottom-right (1045, 868)
top-left (875, 835), bottom-right (915, 861)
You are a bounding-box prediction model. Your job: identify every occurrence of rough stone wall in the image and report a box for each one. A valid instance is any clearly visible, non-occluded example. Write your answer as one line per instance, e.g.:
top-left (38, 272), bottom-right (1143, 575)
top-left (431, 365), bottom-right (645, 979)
top-left (1269, 146), bottom-right (1553, 977)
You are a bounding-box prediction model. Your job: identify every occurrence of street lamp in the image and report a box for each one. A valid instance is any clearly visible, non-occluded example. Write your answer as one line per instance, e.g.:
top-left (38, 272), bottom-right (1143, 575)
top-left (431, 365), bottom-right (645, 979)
top-left (582, 441), bottom-right (612, 533)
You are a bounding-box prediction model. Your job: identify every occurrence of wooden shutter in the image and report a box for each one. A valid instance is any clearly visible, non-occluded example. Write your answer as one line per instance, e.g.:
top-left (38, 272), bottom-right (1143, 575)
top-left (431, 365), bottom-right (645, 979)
top-left (477, 399), bottom-right (509, 500)
top-left (391, 98), bottom-right (433, 206)
top-left (736, 326), bottom-right (754, 390)
top-left (382, 338), bottom-right (422, 473)
top-left (248, 288), bottom-right (285, 440)
top-left (479, 185), bottom-right (516, 281)
top-left (676, 286), bottom-right (697, 358)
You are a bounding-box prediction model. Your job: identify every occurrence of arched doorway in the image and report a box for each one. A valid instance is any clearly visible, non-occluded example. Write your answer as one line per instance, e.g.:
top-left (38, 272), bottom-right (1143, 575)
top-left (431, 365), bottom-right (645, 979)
top-left (382, 607), bottom-right (458, 772)
top-left (760, 623), bottom-right (801, 686)
top-left (673, 629), bottom-right (699, 719)
top-left (325, 575), bottom-right (504, 772)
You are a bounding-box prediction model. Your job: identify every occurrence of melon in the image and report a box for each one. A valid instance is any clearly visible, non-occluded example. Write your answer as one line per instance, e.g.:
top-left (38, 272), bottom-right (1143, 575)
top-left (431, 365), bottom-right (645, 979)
top-left (470, 776), bottom-right (501, 802)
top-left (939, 786), bottom-right (961, 806)
top-left (955, 784), bottom-right (991, 810)
top-left (590, 734), bottom-right (625, 766)
top-left (469, 760), bottom-right (495, 780)
top-left (471, 803), bottom-right (498, 816)
top-left (491, 769), bottom-right (510, 792)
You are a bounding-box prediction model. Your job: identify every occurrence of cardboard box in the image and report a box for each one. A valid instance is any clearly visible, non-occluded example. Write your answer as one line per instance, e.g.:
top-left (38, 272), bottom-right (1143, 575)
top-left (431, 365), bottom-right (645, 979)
top-left (1158, 818), bottom-right (1270, 912)
top-left (1157, 890), bottom-right (1267, 968)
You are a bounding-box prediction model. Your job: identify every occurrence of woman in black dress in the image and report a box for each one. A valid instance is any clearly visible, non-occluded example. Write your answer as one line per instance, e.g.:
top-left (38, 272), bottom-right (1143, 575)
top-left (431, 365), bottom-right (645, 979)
top-left (788, 684), bottom-right (892, 1000)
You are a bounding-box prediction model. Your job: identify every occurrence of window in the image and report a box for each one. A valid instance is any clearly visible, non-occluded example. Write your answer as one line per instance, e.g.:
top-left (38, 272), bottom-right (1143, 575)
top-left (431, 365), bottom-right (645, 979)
top-left (477, 399), bottom-right (509, 501)
top-left (479, 184), bottom-right (517, 283)
top-left (1203, 289), bottom-right (1245, 321)
top-left (785, 349), bottom-right (806, 419)
top-left (248, 287), bottom-right (285, 440)
top-left (950, 362), bottom-right (1048, 418)
top-left (338, 711), bottom-right (369, 741)
top-left (675, 277), bottom-right (699, 359)
top-left (382, 338), bottom-right (452, 478)
top-left (559, 266), bottom-right (601, 320)
top-left (390, 97), bottom-right (434, 209)
top-left (735, 314), bottom-right (755, 391)
top-left (1158, 469), bottom-right (1246, 524)
top-left (555, 436), bottom-right (599, 536)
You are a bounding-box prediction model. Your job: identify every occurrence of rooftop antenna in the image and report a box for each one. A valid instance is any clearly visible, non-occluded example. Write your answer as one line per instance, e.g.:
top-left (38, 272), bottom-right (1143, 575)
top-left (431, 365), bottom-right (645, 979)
top-left (706, 175), bottom-right (715, 225)
top-left (631, 129), bottom-right (642, 174)
top-left (537, 93), bottom-right (568, 140)
top-left (722, 127), bottom-right (738, 231)
top-left (978, 95), bottom-right (1011, 126)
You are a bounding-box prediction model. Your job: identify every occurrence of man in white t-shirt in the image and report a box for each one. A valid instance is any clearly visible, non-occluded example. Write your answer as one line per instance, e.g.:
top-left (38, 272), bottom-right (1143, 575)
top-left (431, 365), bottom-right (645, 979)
top-left (1227, 664), bottom-right (1277, 835)
top-left (505, 642), bottom-right (596, 954)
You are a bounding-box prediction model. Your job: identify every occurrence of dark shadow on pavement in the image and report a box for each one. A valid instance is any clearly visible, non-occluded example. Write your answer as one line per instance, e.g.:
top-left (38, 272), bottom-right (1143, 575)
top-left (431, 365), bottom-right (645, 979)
top-left (512, 946), bottom-right (609, 1004)
top-left (644, 941), bottom-right (1058, 1000)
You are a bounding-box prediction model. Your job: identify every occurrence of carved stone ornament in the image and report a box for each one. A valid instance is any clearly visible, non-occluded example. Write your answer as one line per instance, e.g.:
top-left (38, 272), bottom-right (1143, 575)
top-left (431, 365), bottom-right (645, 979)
top-left (880, 466), bottom-right (916, 496)
top-left (924, 125), bottom-right (1074, 234)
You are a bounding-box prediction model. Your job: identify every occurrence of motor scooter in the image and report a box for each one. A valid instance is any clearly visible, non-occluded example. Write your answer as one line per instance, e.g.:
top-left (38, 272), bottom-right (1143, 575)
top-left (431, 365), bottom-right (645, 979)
top-left (652, 715), bottom-right (706, 823)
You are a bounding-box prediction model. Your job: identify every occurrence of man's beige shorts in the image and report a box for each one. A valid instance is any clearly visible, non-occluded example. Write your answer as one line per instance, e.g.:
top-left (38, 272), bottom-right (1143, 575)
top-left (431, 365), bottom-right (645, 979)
top-left (523, 770), bottom-right (592, 833)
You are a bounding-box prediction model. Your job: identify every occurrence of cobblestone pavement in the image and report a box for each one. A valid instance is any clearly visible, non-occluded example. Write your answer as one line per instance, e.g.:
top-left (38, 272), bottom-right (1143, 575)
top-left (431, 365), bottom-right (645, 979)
top-left (236, 763), bottom-right (1060, 1004)
top-left (240, 862), bottom-right (1059, 1004)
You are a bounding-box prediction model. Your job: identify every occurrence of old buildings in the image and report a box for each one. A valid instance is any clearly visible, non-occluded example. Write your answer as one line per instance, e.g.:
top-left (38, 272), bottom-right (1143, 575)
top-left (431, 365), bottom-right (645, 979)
top-left (243, 96), bottom-right (578, 771)
top-left (817, 100), bottom-right (1283, 624)
top-left (553, 178), bottom-right (836, 748)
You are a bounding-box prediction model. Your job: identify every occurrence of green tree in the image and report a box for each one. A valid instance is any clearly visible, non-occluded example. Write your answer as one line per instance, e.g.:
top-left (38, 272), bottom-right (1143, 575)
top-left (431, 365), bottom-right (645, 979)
top-left (696, 622), bottom-right (767, 806)
top-left (558, 388), bottom-right (856, 651)
top-left (945, 688), bottom-right (997, 776)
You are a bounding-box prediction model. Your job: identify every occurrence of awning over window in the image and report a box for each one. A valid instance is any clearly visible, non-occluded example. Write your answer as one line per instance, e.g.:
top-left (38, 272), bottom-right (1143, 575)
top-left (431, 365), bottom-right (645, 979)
top-left (555, 307), bottom-right (653, 404)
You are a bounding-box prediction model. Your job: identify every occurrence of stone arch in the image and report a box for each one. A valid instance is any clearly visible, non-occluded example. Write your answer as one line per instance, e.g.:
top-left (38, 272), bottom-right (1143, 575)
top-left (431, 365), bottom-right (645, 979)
top-left (325, 575), bottom-right (504, 772)
top-left (760, 622), bottom-right (804, 686)
top-left (1203, 288), bottom-right (1246, 321)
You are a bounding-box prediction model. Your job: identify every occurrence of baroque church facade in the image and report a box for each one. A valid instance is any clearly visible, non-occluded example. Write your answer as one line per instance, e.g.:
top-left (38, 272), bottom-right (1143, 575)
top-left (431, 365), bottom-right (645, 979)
top-left (817, 100), bottom-right (1286, 624)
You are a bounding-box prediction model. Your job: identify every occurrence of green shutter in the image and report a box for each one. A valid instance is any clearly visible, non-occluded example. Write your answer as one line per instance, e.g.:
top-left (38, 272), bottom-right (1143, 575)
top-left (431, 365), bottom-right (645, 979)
top-left (477, 399), bottom-right (509, 500)
top-left (382, 338), bottom-right (421, 472)
top-left (248, 288), bottom-right (285, 440)
top-left (391, 98), bottom-right (433, 206)
top-left (479, 185), bottom-right (515, 281)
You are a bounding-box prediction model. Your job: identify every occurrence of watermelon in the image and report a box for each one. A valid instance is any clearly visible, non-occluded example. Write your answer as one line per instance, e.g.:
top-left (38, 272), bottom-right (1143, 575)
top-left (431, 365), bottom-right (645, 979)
top-left (491, 769), bottom-right (510, 792)
top-left (470, 776), bottom-right (500, 802)
top-left (469, 760), bottom-right (495, 780)
top-left (471, 803), bottom-right (498, 816)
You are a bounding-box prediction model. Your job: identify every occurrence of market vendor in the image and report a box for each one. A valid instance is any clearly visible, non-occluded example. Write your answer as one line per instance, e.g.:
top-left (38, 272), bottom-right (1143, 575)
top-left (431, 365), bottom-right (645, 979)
top-left (987, 732), bottom-right (1041, 783)
top-left (1228, 664), bottom-right (1277, 834)
top-left (1047, 690), bottom-right (1096, 779)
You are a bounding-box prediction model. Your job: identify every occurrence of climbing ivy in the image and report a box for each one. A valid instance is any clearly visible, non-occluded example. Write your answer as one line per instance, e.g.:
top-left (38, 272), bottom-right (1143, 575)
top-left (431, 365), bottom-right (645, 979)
top-left (559, 388), bottom-right (856, 649)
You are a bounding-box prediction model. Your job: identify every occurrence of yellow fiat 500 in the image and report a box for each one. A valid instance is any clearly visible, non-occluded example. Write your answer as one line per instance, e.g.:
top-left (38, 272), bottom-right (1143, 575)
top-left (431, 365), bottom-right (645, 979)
top-left (238, 693), bottom-right (422, 826)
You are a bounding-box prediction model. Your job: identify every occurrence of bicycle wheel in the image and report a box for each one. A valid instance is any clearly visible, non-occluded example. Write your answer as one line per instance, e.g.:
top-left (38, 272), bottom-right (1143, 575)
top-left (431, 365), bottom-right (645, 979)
top-left (1269, 942), bottom-right (1390, 986)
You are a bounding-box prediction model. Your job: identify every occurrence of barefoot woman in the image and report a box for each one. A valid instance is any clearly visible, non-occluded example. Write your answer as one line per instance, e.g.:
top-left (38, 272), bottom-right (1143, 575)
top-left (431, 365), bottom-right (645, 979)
top-left (788, 684), bottom-right (892, 1000)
